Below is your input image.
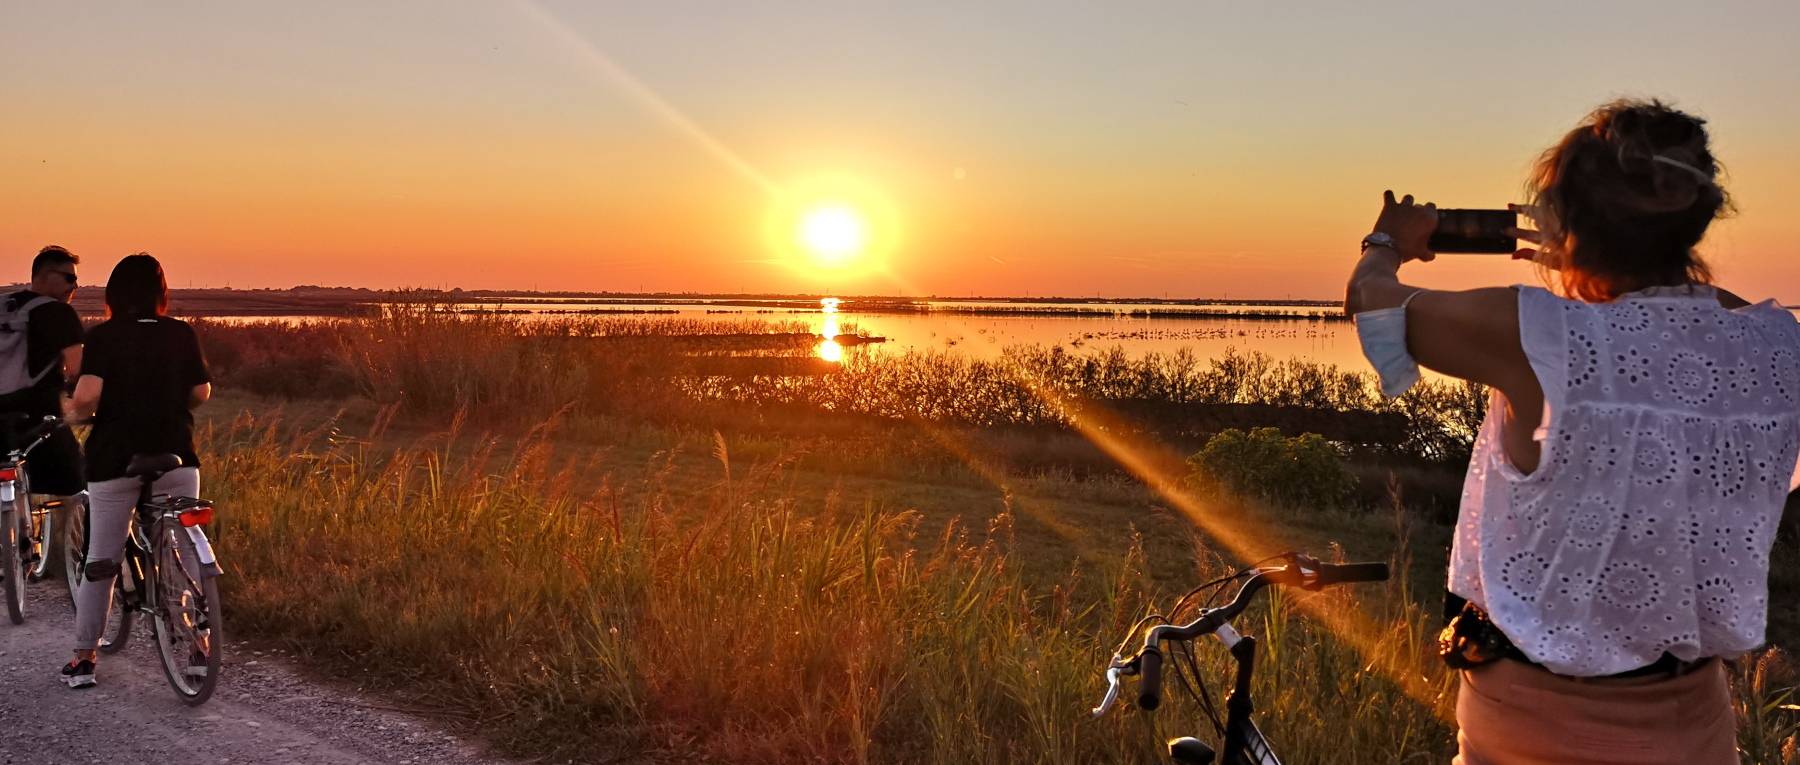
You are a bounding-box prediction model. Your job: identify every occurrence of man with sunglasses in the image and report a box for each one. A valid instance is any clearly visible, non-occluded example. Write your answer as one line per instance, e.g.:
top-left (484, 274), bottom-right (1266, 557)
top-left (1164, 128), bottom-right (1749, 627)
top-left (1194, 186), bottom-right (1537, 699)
top-left (0, 246), bottom-right (87, 530)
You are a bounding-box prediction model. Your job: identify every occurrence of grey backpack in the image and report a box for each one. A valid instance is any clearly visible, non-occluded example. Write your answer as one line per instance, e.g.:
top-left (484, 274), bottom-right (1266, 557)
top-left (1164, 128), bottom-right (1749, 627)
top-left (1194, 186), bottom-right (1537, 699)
top-left (0, 295), bottom-right (56, 396)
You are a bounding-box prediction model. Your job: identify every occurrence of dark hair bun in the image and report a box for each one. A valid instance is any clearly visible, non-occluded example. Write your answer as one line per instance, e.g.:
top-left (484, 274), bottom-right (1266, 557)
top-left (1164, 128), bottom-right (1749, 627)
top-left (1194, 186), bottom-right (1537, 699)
top-left (1603, 102), bottom-right (1719, 215)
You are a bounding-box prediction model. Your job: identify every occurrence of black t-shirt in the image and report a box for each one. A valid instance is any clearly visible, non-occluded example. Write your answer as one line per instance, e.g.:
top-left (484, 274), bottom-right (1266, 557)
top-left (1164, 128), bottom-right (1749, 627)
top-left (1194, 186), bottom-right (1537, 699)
top-left (0, 290), bottom-right (83, 418)
top-left (81, 316), bottom-right (211, 482)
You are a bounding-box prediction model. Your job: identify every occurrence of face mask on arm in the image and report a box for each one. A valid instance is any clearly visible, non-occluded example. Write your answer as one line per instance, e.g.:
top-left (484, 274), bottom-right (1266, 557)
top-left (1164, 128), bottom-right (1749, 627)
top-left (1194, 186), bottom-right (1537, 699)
top-left (1353, 289), bottom-right (1427, 398)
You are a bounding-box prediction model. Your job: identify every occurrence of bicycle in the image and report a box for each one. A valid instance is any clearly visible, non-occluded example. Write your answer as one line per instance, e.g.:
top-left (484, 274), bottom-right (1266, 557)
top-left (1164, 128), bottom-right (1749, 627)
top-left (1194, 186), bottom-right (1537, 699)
top-left (1, 413), bottom-right (70, 624)
top-left (1092, 552), bottom-right (1389, 765)
top-left (63, 451), bottom-right (225, 704)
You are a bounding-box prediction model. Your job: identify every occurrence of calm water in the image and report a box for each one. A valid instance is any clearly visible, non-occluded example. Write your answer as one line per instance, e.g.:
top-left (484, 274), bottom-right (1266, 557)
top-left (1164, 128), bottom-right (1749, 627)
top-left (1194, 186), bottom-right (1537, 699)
top-left (197, 297), bottom-right (1367, 369)
top-left (194, 297), bottom-right (1800, 383)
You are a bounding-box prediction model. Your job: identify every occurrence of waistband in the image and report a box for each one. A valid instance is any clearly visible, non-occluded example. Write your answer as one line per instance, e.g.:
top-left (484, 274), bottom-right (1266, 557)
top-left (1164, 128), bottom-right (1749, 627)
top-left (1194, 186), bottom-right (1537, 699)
top-left (1440, 600), bottom-right (1711, 681)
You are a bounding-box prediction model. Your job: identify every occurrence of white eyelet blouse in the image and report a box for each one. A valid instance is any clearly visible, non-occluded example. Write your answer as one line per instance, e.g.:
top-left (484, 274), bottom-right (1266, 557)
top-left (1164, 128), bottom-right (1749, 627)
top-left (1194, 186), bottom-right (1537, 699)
top-left (1450, 284), bottom-right (1800, 677)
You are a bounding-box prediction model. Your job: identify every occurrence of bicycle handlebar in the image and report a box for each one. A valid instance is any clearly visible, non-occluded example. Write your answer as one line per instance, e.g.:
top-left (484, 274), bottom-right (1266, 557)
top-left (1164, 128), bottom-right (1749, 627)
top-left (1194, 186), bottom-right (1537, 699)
top-left (4, 415), bottom-right (63, 459)
top-left (1311, 561), bottom-right (1389, 587)
top-left (1092, 554), bottom-right (1389, 717)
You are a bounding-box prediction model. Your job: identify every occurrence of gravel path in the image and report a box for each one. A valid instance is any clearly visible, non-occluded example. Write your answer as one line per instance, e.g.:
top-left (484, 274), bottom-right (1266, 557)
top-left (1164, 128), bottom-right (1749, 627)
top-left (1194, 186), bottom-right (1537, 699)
top-left (0, 577), bottom-right (516, 764)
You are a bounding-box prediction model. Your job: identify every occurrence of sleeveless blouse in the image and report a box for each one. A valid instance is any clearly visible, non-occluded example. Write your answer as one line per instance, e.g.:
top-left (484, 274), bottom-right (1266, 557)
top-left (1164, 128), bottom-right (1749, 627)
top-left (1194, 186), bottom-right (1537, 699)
top-left (1450, 284), bottom-right (1800, 676)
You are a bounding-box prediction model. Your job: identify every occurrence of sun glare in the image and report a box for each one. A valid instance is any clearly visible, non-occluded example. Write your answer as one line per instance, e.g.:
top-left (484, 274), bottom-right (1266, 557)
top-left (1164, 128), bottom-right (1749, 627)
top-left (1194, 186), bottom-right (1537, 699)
top-left (763, 176), bottom-right (899, 284)
top-left (798, 203), bottom-right (868, 265)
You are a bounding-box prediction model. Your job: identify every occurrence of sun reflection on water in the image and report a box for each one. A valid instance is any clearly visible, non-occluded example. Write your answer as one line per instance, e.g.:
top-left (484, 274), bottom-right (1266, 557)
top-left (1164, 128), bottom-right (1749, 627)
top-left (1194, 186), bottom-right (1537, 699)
top-left (816, 297), bottom-right (844, 362)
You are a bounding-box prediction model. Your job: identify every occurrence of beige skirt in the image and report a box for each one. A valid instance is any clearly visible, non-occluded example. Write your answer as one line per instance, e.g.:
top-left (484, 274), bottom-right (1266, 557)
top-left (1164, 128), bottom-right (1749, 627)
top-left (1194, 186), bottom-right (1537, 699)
top-left (1454, 658), bottom-right (1737, 765)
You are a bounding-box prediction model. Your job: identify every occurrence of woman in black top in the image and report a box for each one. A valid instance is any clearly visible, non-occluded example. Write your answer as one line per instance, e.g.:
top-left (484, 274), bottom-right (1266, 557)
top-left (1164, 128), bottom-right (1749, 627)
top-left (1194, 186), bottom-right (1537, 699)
top-left (61, 253), bottom-right (212, 689)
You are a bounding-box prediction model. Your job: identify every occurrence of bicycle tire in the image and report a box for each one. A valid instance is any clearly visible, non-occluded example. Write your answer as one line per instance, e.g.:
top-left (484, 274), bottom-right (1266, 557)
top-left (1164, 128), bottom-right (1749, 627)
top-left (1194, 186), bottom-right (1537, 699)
top-left (63, 500), bottom-right (133, 652)
top-left (2, 503), bottom-right (21, 624)
top-left (61, 498), bottom-right (84, 608)
top-left (151, 520), bottom-right (222, 705)
top-left (98, 545), bottom-right (137, 655)
top-left (28, 500), bottom-right (55, 582)
top-left (98, 589), bottom-right (134, 654)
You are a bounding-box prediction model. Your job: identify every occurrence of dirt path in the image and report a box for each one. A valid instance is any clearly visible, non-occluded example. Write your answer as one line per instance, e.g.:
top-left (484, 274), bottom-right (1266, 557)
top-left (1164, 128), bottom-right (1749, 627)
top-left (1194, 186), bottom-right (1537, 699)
top-left (0, 579), bottom-right (515, 764)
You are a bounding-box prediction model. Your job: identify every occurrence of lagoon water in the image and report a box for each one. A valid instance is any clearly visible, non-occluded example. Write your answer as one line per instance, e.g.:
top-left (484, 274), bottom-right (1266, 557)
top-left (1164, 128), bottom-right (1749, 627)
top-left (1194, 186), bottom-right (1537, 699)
top-left (195, 298), bottom-right (1369, 369)
top-left (811, 304), bottom-right (1359, 368)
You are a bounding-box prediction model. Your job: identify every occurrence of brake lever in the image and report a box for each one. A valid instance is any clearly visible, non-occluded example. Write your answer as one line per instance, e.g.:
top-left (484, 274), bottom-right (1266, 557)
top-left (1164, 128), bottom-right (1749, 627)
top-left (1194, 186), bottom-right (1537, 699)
top-left (1091, 666), bottom-right (1124, 717)
top-left (1289, 553), bottom-right (1325, 590)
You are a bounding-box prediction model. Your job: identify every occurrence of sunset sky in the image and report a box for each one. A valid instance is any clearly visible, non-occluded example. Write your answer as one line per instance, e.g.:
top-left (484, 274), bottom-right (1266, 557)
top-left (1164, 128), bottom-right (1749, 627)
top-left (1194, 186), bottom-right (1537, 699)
top-left (4, 1), bottom-right (1797, 299)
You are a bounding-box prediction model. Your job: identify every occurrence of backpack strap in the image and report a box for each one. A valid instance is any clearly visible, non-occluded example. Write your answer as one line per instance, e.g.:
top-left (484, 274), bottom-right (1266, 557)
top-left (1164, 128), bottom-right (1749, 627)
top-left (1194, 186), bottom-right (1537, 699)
top-left (0, 295), bottom-right (55, 333)
top-left (11, 296), bottom-right (63, 386)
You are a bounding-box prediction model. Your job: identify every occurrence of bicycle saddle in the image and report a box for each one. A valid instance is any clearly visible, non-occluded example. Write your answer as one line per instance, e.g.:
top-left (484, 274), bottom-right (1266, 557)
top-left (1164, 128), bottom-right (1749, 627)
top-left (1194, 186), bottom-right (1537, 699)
top-left (1168, 737), bottom-right (1216, 765)
top-left (125, 453), bottom-right (184, 479)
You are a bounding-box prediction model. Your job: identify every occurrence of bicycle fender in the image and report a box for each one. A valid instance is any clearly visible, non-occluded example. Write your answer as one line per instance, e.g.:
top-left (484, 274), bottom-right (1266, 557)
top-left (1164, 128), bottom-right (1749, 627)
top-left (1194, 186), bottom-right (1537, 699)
top-left (183, 526), bottom-right (224, 576)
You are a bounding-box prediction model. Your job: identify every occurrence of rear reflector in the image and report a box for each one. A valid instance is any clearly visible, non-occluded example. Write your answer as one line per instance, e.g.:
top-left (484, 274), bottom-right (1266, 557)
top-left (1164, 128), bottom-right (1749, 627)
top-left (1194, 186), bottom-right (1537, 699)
top-left (179, 506), bottom-right (214, 527)
top-left (0, 468), bottom-right (15, 482)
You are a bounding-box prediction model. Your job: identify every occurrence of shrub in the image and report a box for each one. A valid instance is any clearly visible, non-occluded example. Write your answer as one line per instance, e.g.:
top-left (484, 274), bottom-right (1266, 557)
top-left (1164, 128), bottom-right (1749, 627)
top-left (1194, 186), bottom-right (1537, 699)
top-left (1188, 427), bottom-right (1356, 509)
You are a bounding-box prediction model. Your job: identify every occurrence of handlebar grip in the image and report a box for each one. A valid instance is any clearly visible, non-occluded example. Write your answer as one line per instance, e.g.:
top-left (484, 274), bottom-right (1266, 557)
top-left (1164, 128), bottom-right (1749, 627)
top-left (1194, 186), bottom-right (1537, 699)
top-left (1136, 649), bottom-right (1164, 711)
top-left (1313, 561), bottom-right (1389, 586)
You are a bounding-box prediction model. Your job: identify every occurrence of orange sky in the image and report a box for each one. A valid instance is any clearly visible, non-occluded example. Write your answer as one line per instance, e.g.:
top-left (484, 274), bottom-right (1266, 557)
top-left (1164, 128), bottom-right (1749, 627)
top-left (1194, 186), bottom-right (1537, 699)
top-left (3, 2), bottom-right (1797, 300)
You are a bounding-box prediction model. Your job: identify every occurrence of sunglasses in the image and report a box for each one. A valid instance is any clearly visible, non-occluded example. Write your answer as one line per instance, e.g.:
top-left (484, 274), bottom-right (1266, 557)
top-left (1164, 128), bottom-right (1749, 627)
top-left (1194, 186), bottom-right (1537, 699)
top-left (49, 270), bottom-right (77, 285)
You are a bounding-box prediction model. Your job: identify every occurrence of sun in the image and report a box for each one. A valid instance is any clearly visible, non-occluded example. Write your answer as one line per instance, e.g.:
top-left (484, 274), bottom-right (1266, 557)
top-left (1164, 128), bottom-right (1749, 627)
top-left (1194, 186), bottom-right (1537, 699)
top-left (762, 176), bottom-right (899, 281)
top-left (797, 203), bottom-right (868, 266)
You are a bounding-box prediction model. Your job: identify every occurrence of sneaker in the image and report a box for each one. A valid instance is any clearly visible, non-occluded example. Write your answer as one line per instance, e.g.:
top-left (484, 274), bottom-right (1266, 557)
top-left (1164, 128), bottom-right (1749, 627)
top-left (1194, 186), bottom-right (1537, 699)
top-left (60, 660), bottom-right (96, 689)
top-left (184, 651), bottom-right (209, 678)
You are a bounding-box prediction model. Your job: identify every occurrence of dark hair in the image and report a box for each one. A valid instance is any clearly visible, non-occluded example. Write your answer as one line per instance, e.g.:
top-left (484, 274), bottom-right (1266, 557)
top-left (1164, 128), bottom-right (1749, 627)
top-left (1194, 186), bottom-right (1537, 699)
top-left (32, 246), bottom-right (78, 277)
top-left (104, 253), bottom-right (170, 318)
top-left (1527, 99), bottom-right (1731, 302)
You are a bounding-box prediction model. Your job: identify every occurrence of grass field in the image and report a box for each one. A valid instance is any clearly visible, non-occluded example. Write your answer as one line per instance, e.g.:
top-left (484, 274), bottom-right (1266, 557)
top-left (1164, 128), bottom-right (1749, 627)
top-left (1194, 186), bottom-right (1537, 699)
top-left (186, 309), bottom-right (1799, 763)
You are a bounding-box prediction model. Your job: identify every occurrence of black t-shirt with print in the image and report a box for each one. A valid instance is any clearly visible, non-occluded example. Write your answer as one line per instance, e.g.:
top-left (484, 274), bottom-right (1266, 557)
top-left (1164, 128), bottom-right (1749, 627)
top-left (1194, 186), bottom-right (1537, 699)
top-left (81, 316), bottom-right (211, 482)
top-left (0, 290), bottom-right (83, 418)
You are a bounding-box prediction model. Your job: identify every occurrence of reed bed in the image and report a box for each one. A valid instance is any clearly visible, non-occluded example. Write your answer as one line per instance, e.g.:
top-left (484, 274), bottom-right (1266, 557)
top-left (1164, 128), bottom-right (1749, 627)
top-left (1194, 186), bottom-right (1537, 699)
top-left (194, 309), bottom-right (1483, 465)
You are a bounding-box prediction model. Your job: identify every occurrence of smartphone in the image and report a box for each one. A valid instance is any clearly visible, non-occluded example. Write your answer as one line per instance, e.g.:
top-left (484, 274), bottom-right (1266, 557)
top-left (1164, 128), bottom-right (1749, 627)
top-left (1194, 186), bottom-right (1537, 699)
top-left (1428, 208), bottom-right (1516, 254)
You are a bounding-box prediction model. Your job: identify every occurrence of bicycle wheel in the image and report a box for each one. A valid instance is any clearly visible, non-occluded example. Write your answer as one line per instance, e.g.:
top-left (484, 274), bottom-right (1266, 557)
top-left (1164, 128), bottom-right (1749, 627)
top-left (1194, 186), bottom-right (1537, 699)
top-left (65, 502), bottom-right (133, 652)
top-left (97, 544), bottom-right (137, 655)
top-left (28, 499), bottom-right (55, 582)
top-left (61, 498), bottom-right (84, 608)
top-left (2, 503), bottom-right (21, 624)
top-left (150, 520), bottom-right (221, 704)
top-left (98, 582), bottom-right (134, 654)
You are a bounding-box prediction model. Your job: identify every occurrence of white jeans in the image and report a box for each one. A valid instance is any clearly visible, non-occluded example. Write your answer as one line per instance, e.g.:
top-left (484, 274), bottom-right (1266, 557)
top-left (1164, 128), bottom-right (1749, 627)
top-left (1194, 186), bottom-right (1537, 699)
top-left (73, 468), bottom-right (199, 650)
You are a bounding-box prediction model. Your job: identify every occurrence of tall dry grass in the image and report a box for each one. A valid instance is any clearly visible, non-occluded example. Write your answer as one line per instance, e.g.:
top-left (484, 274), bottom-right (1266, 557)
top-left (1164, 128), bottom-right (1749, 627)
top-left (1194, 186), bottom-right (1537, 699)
top-left (203, 410), bottom-right (1475, 763)
top-left (202, 414), bottom-right (1800, 763)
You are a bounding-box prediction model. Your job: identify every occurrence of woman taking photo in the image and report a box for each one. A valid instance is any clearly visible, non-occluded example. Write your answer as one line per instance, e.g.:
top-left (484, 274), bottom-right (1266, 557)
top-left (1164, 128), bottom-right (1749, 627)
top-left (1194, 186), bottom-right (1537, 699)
top-left (61, 253), bottom-right (212, 689)
top-left (1346, 99), bottom-right (1799, 763)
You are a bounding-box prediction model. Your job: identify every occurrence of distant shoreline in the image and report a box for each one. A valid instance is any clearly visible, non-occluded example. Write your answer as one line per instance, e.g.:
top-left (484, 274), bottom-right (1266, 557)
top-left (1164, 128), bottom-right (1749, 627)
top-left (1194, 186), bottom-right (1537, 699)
top-left (8, 284), bottom-right (1347, 318)
top-left (19, 284), bottom-right (1791, 319)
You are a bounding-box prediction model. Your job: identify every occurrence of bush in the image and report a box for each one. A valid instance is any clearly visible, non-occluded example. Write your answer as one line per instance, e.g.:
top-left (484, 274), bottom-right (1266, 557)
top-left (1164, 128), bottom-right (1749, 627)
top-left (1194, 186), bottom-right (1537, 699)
top-left (1188, 427), bottom-right (1356, 509)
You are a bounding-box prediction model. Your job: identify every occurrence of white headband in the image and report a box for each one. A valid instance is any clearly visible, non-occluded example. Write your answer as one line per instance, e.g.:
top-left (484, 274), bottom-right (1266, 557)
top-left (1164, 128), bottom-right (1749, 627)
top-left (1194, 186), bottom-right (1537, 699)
top-left (1651, 154), bottom-right (1716, 186)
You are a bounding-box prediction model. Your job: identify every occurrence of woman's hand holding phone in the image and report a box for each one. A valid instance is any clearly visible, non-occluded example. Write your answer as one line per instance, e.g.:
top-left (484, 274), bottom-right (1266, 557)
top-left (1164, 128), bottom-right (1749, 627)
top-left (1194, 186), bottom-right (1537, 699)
top-left (1506, 203), bottom-right (1559, 270)
top-left (1371, 190), bottom-right (1438, 263)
